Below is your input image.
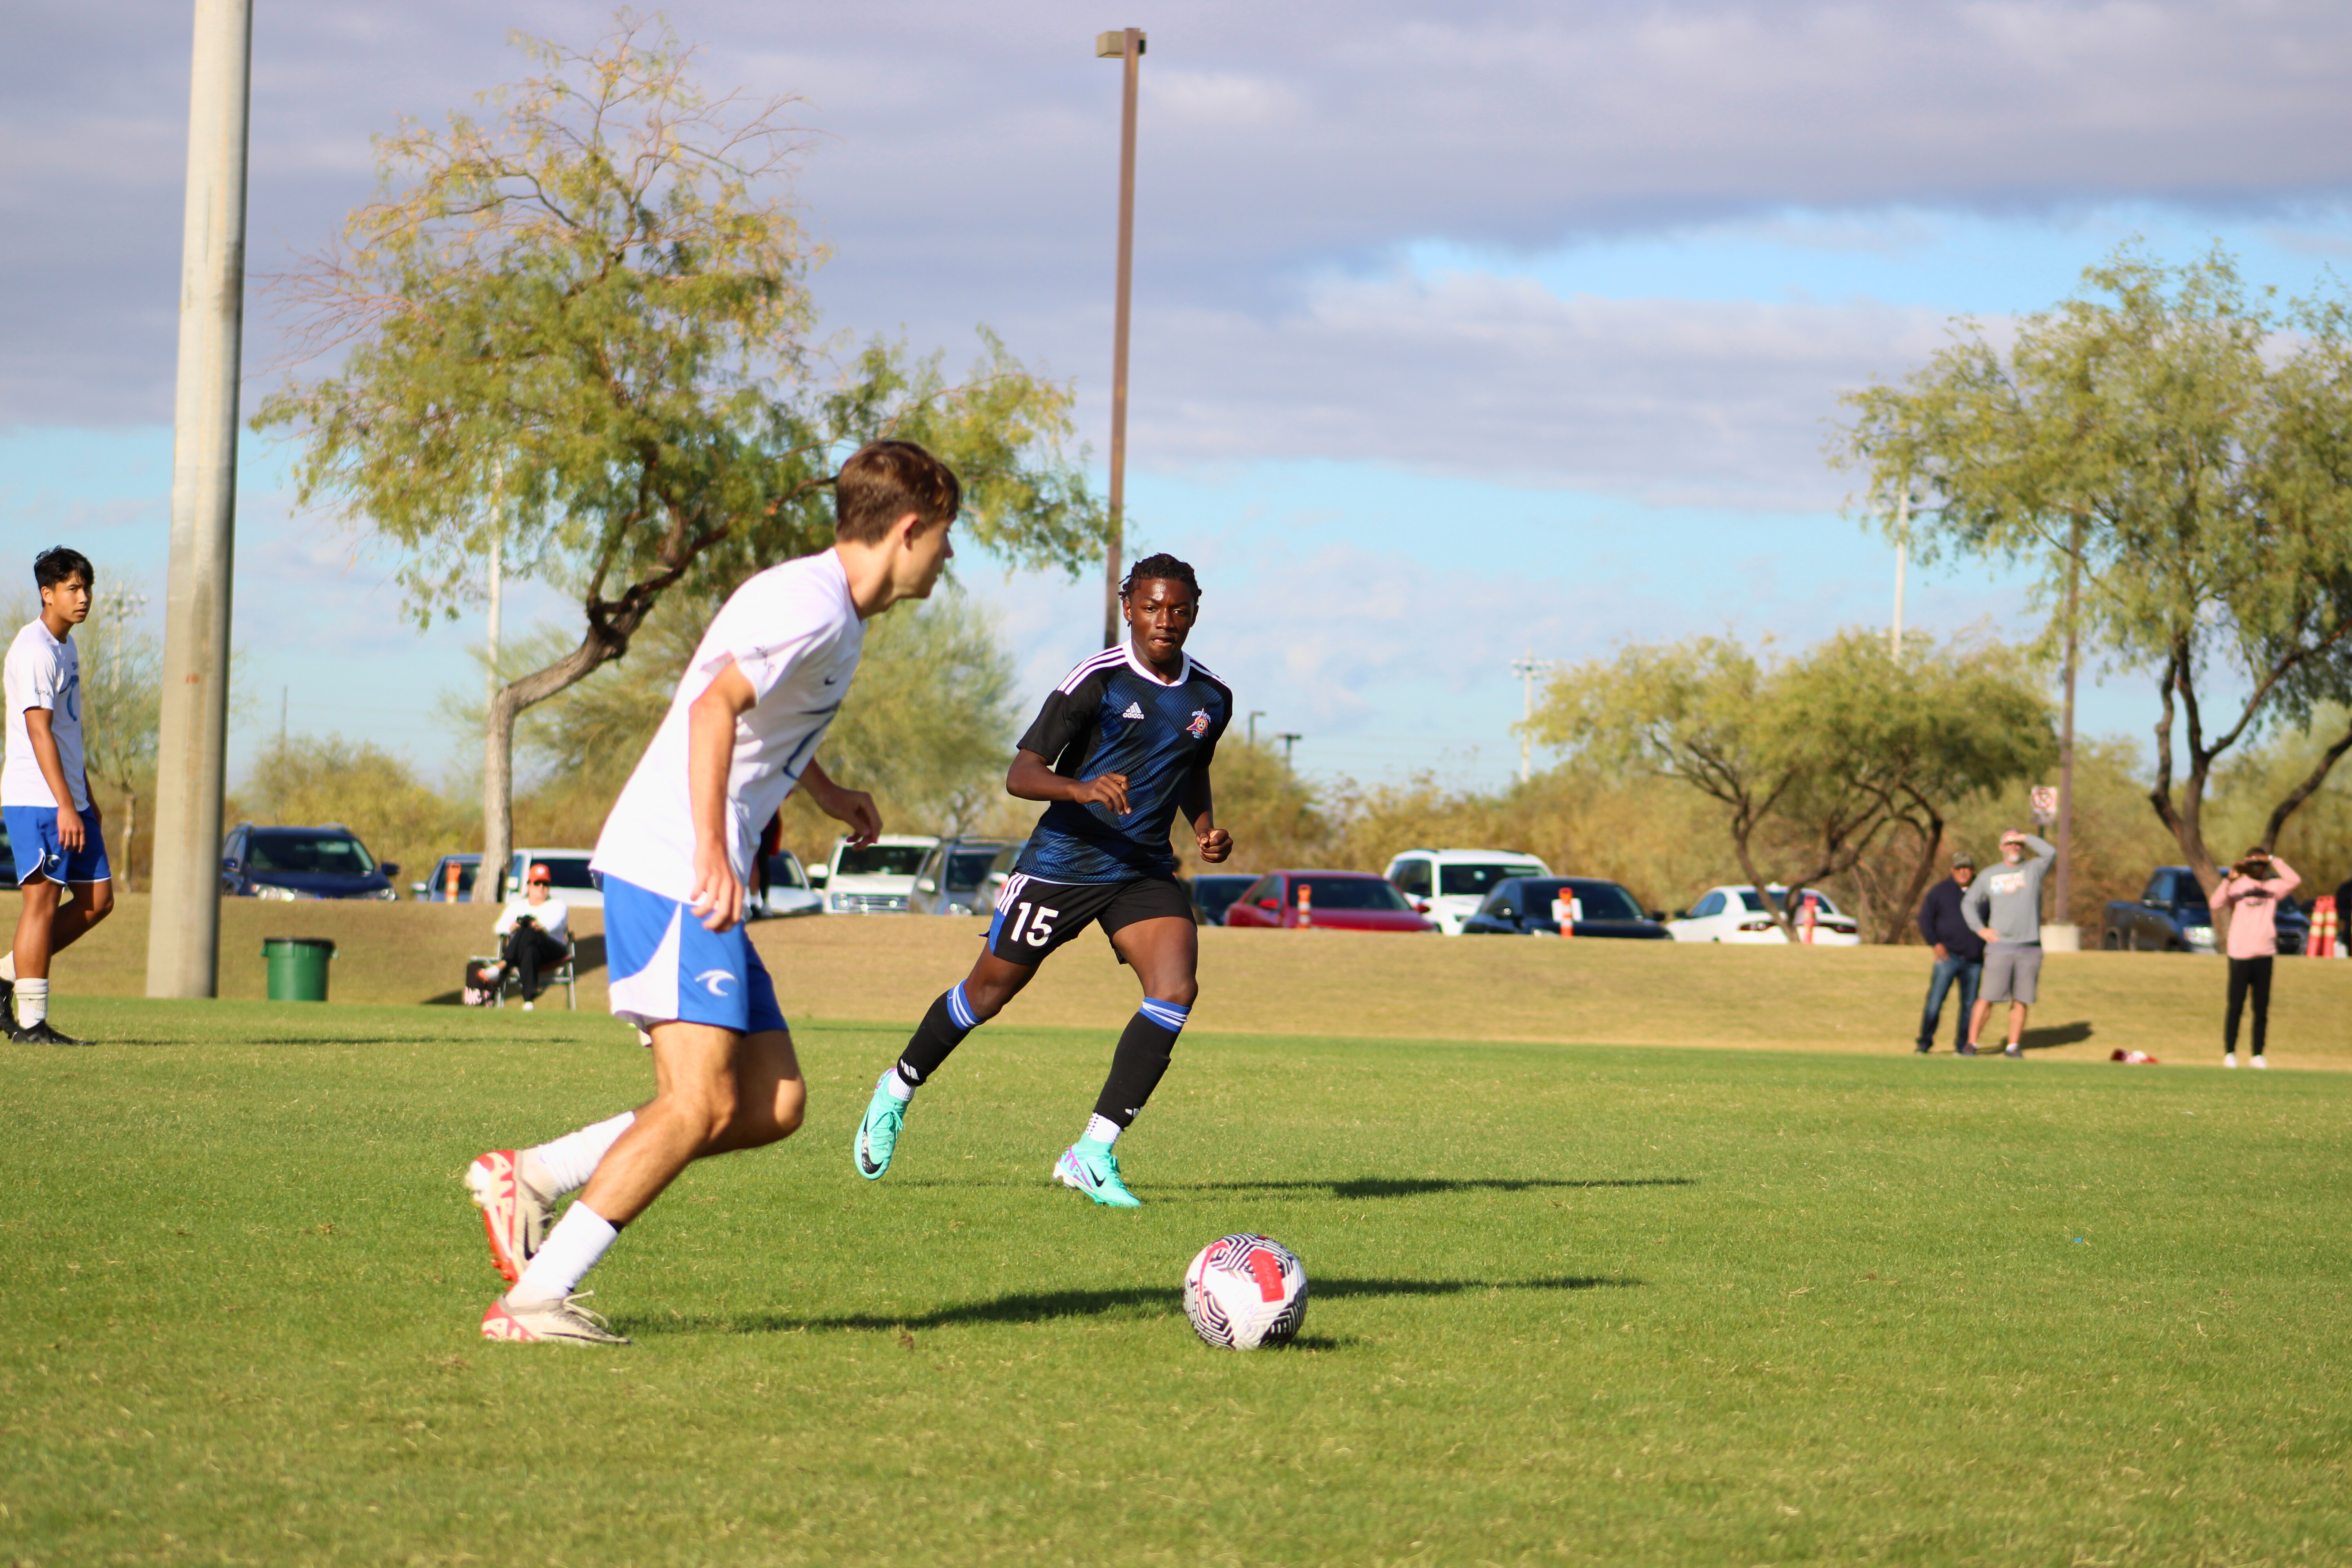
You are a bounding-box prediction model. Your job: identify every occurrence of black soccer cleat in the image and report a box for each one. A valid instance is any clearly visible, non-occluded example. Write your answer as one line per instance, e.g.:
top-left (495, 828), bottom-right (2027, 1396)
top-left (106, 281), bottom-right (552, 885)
top-left (14, 1019), bottom-right (85, 1046)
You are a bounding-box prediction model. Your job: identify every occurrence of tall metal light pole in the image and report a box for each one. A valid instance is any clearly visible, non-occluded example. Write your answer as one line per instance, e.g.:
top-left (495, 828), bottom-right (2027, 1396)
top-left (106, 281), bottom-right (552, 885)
top-left (1510, 650), bottom-right (1557, 784)
top-left (2054, 512), bottom-right (2084, 936)
top-left (147, 0), bottom-right (252, 998)
top-left (1095, 26), bottom-right (1145, 649)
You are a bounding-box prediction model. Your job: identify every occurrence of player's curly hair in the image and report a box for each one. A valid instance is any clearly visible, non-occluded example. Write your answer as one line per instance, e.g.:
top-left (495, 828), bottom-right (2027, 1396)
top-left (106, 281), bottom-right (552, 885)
top-left (1122, 552), bottom-right (1199, 599)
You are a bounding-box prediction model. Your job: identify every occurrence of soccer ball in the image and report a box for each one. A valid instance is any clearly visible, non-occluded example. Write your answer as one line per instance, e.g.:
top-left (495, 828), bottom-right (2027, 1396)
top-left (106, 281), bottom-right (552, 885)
top-left (1182, 1233), bottom-right (1308, 1349)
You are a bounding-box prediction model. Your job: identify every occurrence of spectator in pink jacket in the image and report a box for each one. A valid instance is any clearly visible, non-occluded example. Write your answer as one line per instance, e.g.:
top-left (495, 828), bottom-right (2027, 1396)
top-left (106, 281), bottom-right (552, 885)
top-left (2214, 848), bottom-right (2300, 1068)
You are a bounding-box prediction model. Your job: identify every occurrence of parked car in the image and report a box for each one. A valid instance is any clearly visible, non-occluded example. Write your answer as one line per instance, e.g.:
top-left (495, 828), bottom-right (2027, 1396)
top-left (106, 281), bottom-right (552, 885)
top-left (411, 853), bottom-right (483, 902)
top-left (910, 837), bottom-right (1016, 916)
top-left (1222, 871), bottom-right (1437, 933)
top-left (811, 834), bottom-right (939, 914)
top-left (753, 848), bottom-right (822, 919)
top-left (1188, 873), bottom-right (1258, 926)
top-left (1459, 877), bottom-right (1672, 940)
top-left (2103, 866), bottom-right (2308, 954)
top-left (221, 822), bottom-right (401, 901)
top-left (1383, 847), bottom-right (1552, 934)
top-left (1667, 885), bottom-right (1861, 945)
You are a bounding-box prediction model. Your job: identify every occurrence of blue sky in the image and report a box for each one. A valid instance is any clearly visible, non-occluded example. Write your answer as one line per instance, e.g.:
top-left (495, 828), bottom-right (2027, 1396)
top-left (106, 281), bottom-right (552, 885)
top-left (7, 1), bottom-right (2351, 799)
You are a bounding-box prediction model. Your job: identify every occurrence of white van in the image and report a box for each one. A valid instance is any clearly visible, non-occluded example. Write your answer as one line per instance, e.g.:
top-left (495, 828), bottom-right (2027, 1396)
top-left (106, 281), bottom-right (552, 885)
top-left (1382, 847), bottom-right (1552, 935)
top-left (810, 834), bottom-right (939, 915)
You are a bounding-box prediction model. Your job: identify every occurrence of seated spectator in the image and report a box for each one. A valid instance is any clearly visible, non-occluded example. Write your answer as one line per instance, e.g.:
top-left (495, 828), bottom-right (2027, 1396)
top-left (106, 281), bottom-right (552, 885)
top-left (488, 863), bottom-right (571, 1009)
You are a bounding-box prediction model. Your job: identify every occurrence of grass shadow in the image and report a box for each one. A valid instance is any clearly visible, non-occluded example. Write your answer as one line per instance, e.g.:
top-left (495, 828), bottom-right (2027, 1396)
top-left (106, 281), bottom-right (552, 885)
top-left (2020, 1021), bottom-right (2096, 1051)
top-left (672, 1274), bottom-right (1642, 1339)
top-left (1176, 1176), bottom-right (1697, 1200)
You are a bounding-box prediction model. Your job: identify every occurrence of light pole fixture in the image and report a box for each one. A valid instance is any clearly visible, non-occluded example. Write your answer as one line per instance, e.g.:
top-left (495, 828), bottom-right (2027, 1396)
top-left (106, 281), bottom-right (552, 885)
top-left (1275, 732), bottom-right (1302, 767)
top-left (1095, 26), bottom-right (1145, 648)
top-left (1247, 709), bottom-right (1265, 746)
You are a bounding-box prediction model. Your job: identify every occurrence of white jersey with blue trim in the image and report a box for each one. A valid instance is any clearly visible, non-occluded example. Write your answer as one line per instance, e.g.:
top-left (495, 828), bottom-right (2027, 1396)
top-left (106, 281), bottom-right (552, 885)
top-left (592, 550), bottom-right (864, 903)
top-left (2, 619), bottom-right (87, 811)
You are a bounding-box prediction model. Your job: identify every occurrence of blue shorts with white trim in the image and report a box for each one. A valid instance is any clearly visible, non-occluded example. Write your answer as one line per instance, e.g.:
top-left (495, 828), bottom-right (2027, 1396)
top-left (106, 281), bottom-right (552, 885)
top-left (602, 873), bottom-right (788, 1037)
top-left (5, 805), bottom-right (110, 886)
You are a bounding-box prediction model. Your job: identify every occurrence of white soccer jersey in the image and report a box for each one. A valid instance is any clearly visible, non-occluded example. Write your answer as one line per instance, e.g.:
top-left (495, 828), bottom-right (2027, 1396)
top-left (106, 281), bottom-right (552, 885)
top-left (2, 619), bottom-right (88, 811)
top-left (591, 550), bottom-right (865, 903)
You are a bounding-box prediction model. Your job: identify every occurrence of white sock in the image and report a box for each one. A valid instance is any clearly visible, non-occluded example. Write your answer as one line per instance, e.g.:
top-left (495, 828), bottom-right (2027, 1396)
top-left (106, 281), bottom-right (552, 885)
top-left (1083, 1113), bottom-right (1123, 1147)
top-left (16, 978), bottom-right (47, 1028)
top-left (1, 951), bottom-right (16, 982)
top-left (510, 1201), bottom-right (619, 1307)
top-left (882, 1067), bottom-right (915, 1104)
top-left (524, 1111), bottom-right (637, 1197)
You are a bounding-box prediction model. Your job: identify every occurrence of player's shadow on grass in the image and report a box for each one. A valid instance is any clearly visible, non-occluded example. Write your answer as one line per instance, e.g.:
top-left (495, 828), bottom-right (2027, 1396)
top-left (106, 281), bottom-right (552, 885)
top-left (1176, 1176), bottom-right (1697, 1200)
top-left (703, 1274), bottom-right (1641, 1338)
top-left (2019, 1021), bottom-right (2095, 1051)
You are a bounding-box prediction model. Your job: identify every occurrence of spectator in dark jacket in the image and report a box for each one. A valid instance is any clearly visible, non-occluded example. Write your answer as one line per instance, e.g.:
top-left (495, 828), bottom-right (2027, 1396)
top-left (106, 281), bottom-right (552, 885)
top-left (1915, 851), bottom-right (1985, 1054)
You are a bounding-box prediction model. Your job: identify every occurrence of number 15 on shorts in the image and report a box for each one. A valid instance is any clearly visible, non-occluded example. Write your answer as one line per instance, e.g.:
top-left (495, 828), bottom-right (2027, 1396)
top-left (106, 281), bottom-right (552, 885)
top-left (1005, 901), bottom-right (1060, 947)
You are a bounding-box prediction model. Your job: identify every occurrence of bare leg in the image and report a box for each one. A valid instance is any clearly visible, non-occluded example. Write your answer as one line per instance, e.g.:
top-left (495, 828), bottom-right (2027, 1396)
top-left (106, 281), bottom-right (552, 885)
top-left (1108, 916), bottom-right (1200, 1006)
top-left (955, 947), bottom-right (1042, 1020)
top-left (2007, 1003), bottom-right (2029, 1048)
top-left (1967, 997), bottom-right (1991, 1048)
top-left (16, 878), bottom-right (114, 980)
top-left (578, 1024), bottom-right (804, 1225)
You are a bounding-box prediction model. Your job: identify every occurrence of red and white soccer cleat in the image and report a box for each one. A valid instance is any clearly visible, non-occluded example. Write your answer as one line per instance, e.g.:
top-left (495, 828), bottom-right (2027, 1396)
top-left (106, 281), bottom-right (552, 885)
top-left (465, 1150), bottom-right (552, 1284)
top-left (480, 1292), bottom-right (629, 1346)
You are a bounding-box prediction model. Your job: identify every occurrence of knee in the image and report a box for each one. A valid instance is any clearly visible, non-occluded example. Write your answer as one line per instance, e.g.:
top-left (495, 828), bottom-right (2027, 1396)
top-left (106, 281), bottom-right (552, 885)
top-left (83, 885), bottom-right (114, 919)
top-left (662, 1082), bottom-right (740, 1147)
top-left (769, 1077), bottom-right (807, 1139)
top-left (1149, 976), bottom-right (1198, 1010)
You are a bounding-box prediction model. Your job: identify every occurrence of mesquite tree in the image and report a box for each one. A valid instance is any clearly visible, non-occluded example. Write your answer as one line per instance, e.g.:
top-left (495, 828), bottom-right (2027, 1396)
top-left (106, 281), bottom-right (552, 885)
top-left (255, 18), bottom-right (1105, 899)
top-left (1837, 246), bottom-right (2352, 912)
top-left (1526, 630), bottom-right (2051, 938)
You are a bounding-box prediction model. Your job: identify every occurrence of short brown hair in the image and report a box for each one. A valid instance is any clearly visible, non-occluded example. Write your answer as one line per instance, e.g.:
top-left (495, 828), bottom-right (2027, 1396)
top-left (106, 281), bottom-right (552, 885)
top-left (834, 440), bottom-right (960, 544)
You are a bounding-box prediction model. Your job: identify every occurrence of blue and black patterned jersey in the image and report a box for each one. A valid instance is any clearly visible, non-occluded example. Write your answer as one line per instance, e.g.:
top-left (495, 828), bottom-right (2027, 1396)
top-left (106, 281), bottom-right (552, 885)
top-left (1013, 645), bottom-right (1234, 884)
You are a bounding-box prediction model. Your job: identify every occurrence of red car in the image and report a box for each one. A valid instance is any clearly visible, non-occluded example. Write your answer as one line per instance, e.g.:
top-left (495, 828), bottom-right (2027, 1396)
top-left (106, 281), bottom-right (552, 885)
top-left (1221, 871), bottom-right (1437, 933)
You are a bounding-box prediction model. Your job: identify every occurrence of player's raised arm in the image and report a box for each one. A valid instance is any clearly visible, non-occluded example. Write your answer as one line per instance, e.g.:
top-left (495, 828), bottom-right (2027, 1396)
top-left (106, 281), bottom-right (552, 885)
top-left (1007, 748), bottom-right (1131, 817)
top-left (686, 656), bottom-right (758, 932)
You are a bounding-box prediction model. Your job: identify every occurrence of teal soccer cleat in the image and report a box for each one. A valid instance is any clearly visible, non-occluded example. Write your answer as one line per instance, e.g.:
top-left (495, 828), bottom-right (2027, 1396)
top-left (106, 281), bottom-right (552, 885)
top-left (854, 1079), bottom-right (909, 1180)
top-left (1054, 1140), bottom-right (1142, 1207)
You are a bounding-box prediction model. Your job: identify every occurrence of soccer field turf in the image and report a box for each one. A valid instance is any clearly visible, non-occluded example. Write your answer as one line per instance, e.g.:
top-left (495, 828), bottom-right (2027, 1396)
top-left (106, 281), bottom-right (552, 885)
top-left (4, 1001), bottom-right (2348, 1565)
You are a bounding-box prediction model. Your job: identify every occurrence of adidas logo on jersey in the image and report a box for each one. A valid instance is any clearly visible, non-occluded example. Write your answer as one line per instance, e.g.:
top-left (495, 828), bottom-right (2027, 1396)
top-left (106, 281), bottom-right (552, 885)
top-left (1121, 701), bottom-right (1145, 720)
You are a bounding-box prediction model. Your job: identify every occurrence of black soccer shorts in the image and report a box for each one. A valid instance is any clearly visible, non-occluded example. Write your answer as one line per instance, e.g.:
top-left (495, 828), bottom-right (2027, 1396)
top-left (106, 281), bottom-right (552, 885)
top-left (984, 872), bottom-right (1193, 964)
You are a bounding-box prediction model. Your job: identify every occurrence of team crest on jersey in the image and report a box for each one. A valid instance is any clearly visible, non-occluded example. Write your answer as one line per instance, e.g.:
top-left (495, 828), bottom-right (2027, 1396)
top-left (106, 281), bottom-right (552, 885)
top-left (1187, 709), bottom-right (1210, 738)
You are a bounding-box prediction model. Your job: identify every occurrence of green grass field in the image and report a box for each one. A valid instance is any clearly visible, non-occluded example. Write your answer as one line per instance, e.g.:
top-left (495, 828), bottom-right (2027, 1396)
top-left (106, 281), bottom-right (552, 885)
top-left (5, 999), bottom-right (2349, 1565)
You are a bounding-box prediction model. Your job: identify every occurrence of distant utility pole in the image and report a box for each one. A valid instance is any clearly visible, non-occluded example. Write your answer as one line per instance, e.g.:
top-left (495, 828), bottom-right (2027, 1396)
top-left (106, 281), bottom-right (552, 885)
top-left (1510, 650), bottom-right (1558, 784)
top-left (1247, 709), bottom-right (1265, 747)
top-left (1275, 732), bottom-right (1301, 767)
top-left (1095, 25), bottom-right (1145, 649)
top-left (148, 0), bottom-right (252, 1000)
top-left (2056, 512), bottom-right (2083, 927)
top-left (1889, 483), bottom-right (1910, 659)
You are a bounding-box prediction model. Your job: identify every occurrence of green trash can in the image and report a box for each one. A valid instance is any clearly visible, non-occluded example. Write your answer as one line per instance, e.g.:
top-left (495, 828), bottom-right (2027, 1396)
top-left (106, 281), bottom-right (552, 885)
top-left (263, 936), bottom-right (336, 1002)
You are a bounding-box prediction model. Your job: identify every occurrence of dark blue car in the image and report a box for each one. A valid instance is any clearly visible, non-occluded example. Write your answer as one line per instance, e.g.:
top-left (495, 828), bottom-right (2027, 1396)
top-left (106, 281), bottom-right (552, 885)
top-left (221, 822), bottom-right (401, 902)
top-left (1460, 876), bottom-right (1672, 940)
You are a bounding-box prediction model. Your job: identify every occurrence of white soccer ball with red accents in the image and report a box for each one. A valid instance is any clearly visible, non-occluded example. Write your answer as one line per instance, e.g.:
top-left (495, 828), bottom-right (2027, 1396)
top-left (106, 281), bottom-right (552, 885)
top-left (1183, 1233), bottom-right (1308, 1349)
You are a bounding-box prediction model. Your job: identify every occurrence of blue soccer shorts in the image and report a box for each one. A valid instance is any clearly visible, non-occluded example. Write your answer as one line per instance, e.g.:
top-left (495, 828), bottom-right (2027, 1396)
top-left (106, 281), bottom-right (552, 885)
top-left (5, 805), bottom-right (110, 886)
top-left (602, 873), bottom-right (788, 1037)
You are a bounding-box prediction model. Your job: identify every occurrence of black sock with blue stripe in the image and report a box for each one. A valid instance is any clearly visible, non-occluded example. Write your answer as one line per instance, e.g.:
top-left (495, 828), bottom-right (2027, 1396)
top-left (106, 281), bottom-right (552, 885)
top-left (896, 983), bottom-right (982, 1090)
top-left (1091, 997), bottom-right (1189, 1129)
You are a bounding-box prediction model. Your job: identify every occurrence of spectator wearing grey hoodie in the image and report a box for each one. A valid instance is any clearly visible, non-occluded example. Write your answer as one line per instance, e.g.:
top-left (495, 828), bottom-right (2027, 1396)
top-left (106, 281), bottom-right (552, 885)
top-left (1962, 829), bottom-right (2056, 1058)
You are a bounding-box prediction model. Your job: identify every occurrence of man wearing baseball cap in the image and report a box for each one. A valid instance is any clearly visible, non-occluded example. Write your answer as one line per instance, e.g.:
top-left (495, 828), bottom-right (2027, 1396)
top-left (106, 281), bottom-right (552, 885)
top-left (1913, 849), bottom-right (1984, 1054)
top-left (490, 862), bottom-right (572, 1010)
top-left (1961, 828), bottom-right (2056, 1058)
